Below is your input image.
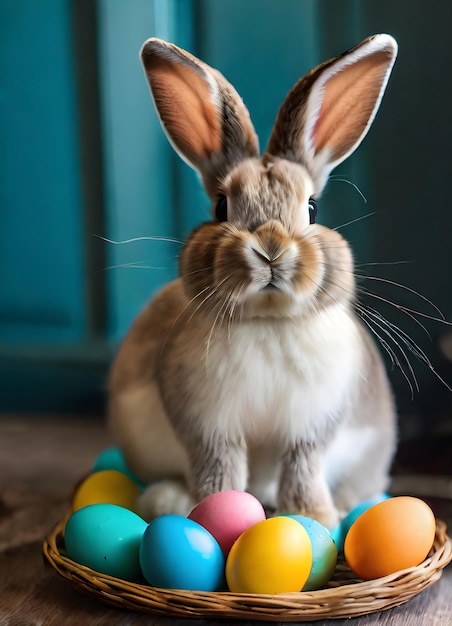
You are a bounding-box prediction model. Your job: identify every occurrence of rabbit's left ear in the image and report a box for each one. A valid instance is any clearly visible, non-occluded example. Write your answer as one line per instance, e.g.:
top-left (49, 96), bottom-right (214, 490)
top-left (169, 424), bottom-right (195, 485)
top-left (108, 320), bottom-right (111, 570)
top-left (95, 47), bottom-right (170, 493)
top-left (267, 34), bottom-right (398, 193)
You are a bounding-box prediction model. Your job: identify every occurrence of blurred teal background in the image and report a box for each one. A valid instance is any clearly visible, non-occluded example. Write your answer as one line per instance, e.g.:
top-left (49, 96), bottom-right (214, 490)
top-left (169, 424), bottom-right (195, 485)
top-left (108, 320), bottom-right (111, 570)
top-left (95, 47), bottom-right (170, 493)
top-left (1, 0), bottom-right (452, 425)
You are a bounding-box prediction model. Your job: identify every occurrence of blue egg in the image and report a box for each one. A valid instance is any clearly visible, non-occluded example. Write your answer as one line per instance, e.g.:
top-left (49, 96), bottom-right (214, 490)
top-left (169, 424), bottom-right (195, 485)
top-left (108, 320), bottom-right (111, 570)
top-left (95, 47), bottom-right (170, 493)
top-left (330, 493), bottom-right (391, 552)
top-left (92, 447), bottom-right (144, 489)
top-left (139, 515), bottom-right (225, 591)
top-left (64, 503), bottom-right (147, 581)
top-left (282, 515), bottom-right (337, 590)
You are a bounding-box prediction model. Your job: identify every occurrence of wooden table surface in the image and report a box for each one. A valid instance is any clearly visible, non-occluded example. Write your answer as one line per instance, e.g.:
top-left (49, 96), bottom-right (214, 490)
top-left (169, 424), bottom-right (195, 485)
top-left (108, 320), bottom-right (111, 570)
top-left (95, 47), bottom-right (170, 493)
top-left (1, 415), bottom-right (451, 626)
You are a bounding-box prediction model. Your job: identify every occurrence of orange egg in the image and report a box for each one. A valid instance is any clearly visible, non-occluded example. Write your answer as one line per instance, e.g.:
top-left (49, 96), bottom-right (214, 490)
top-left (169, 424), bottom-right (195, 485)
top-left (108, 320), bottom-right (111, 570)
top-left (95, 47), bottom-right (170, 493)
top-left (344, 496), bottom-right (436, 580)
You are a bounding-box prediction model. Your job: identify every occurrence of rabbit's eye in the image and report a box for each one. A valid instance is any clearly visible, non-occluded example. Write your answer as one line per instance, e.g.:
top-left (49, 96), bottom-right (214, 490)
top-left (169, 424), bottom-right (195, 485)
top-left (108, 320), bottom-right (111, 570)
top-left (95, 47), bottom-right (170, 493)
top-left (308, 198), bottom-right (318, 224)
top-left (215, 194), bottom-right (228, 222)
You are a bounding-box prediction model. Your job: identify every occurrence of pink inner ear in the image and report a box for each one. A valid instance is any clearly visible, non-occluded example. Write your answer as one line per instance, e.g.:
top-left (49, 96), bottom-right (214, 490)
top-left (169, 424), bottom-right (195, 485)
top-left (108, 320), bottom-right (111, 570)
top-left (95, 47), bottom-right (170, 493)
top-left (147, 62), bottom-right (222, 162)
top-left (313, 52), bottom-right (391, 163)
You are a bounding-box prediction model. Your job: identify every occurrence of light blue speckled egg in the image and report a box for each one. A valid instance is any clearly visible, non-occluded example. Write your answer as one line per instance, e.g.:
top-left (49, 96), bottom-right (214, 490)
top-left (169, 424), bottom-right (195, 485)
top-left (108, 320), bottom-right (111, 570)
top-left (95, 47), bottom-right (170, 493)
top-left (281, 514), bottom-right (337, 590)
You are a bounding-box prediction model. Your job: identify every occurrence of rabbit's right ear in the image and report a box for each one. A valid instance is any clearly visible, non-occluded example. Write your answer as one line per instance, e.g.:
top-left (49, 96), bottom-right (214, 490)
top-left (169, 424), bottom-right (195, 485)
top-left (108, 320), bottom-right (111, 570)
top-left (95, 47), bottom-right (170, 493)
top-left (141, 38), bottom-right (259, 198)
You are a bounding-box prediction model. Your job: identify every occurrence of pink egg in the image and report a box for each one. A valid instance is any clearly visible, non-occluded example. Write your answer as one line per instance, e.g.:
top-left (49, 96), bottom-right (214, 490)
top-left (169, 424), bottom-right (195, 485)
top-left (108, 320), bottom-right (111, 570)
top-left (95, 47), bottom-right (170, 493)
top-left (188, 491), bottom-right (266, 555)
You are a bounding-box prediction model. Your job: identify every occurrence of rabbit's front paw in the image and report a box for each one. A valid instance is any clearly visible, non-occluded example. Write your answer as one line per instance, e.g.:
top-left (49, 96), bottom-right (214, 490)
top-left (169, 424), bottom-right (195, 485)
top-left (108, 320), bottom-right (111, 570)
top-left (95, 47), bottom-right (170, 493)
top-left (277, 496), bottom-right (340, 529)
top-left (305, 504), bottom-right (340, 530)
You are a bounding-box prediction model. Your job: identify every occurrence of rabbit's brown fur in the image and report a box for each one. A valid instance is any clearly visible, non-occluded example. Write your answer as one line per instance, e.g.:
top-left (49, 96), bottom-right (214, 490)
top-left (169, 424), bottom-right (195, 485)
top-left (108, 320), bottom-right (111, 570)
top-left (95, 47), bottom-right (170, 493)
top-left (109, 34), bottom-right (398, 527)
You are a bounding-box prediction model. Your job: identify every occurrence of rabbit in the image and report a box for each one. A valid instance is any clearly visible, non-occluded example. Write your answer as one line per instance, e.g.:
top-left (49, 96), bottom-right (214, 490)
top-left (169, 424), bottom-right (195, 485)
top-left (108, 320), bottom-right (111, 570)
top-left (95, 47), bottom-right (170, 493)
top-left (108, 34), bottom-right (398, 529)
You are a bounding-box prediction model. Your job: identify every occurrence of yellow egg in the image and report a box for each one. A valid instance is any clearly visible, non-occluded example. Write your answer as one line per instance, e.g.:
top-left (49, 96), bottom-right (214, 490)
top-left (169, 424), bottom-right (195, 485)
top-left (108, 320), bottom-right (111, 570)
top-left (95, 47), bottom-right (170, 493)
top-left (72, 470), bottom-right (141, 513)
top-left (226, 516), bottom-right (312, 594)
top-left (344, 496), bottom-right (436, 580)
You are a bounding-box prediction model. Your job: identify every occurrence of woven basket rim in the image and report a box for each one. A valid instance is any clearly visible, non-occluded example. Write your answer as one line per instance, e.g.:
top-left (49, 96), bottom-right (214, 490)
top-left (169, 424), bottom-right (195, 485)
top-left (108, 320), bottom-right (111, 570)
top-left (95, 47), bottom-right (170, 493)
top-left (43, 514), bottom-right (452, 622)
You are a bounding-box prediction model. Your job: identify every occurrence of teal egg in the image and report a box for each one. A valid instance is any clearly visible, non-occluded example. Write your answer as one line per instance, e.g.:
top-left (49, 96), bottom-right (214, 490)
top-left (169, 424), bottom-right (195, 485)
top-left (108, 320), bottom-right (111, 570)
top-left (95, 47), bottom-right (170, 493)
top-left (330, 493), bottom-right (391, 552)
top-left (281, 515), bottom-right (337, 590)
top-left (328, 523), bottom-right (346, 551)
top-left (140, 515), bottom-right (225, 591)
top-left (64, 503), bottom-right (147, 581)
top-left (92, 447), bottom-right (144, 489)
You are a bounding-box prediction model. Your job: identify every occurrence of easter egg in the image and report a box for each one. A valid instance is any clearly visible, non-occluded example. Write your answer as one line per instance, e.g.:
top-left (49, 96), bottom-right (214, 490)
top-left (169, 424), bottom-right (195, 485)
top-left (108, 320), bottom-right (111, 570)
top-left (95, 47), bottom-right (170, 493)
top-left (92, 447), bottom-right (144, 488)
top-left (72, 469), bottom-right (141, 513)
top-left (282, 515), bottom-right (337, 590)
top-left (344, 496), bottom-right (436, 580)
top-left (139, 515), bottom-right (225, 591)
top-left (64, 503), bottom-right (147, 580)
top-left (188, 490), bottom-right (266, 555)
top-left (226, 516), bottom-right (312, 594)
top-left (329, 493), bottom-right (390, 552)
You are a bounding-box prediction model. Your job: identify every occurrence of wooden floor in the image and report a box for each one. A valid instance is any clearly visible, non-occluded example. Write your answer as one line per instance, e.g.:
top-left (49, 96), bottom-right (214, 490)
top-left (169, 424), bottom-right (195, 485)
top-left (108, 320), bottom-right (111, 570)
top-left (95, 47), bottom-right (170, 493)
top-left (1, 414), bottom-right (451, 626)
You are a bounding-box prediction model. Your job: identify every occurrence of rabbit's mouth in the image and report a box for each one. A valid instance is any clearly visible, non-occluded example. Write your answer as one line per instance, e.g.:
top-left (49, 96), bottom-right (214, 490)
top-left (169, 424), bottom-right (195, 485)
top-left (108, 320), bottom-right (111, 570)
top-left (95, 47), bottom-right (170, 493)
top-left (262, 283), bottom-right (281, 291)
top-left (239, 283), bottom-right (318, 321)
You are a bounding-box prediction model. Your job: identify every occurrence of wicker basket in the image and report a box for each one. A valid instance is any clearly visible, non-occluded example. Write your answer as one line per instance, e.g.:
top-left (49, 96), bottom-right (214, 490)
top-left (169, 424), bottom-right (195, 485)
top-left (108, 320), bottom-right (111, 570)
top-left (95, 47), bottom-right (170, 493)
top-left (43, 515), bottom-right (451, 622)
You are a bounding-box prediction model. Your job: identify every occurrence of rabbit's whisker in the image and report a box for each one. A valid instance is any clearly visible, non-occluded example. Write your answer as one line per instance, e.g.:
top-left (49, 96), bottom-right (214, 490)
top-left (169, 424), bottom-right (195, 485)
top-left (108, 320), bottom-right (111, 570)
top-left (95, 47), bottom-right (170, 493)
top-left (159, 284), bottom-right (214, 357)
top-left (333, 212), bottom-right (375, 231)
top-left (184, 265), bottom-right (216, 278)
top-left (96, 260), bottom-right (171, 273)
top-left (186, 274), bottom-right (235, 326)
top-left (356, 260), bottom-right (413, 268)
top-left (205, 279), bottom-right (247, 366)
top-left (225, 282), bottom-right (246, 339)
top-left (329, 176), bottom-right (368, 204)
top-left (95, 234), bottom-right (185, 246)
top-left (357, 300), bottom-right (452, 393)
top-left (357, 274), bottom-right (446, 320)
top-left (302, 264), bottom-right (354, 310)
top-left (209, 275), bottom-right (241, 336)
top-left (312, 259), bottom-right (451, 393)
top-left (360, 287), bottom-right (452, 327)
top-left (356, 285), bottom-right (432, 341)
top-left (205, 290), bottom-right (231, 366)
top-left (316, 240), bottom-right (356, 256)
top-left (366, 306), bottom-right (429, 363)
top-left (356, 303), bottom-right (416, 397)
top-left (357, 304), bottom-right (419, 396)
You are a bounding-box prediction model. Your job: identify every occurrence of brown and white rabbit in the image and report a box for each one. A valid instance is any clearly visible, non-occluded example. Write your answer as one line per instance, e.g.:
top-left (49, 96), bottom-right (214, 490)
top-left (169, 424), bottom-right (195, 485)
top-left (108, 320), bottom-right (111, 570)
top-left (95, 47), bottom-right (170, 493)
top-left (109, 34), bottom-right (398, 528)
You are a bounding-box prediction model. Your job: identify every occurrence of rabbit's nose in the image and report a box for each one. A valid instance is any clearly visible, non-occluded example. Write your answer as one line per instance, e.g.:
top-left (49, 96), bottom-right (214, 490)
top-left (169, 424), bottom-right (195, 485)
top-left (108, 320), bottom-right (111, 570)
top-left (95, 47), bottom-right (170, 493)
top-left (253, 220), bottom-right (291, 262)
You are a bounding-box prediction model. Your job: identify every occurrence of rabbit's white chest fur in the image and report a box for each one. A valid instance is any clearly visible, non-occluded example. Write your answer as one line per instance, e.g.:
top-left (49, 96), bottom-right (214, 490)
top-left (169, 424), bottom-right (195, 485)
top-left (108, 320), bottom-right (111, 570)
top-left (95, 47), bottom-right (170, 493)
top-left (191, 304), bottom-right (362, 444)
